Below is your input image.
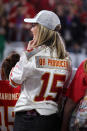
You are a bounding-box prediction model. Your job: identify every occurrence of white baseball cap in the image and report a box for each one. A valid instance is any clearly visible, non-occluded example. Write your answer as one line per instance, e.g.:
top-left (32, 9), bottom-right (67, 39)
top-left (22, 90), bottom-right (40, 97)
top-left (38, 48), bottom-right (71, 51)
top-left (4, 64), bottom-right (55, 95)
top-left (24, 10), bottom-right (61, 30)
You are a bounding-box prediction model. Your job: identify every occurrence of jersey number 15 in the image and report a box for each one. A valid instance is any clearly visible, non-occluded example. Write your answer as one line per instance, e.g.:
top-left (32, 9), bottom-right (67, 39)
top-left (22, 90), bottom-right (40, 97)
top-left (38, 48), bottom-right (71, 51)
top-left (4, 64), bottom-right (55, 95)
top-left (34, 72), bottom-right (66, 101)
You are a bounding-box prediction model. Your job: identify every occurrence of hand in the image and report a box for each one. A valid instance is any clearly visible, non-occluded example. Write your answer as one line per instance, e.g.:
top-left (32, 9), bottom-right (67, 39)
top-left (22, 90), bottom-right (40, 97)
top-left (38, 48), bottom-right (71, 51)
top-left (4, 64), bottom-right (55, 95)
top-left (27, 39), bottom-right (37, 51)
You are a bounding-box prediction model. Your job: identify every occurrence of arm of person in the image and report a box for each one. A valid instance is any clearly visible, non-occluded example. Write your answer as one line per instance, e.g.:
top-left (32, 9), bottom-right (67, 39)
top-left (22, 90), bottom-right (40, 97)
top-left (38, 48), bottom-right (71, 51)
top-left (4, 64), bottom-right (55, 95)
top-left (83, 60), bottom-right (87, 85)
top-left (61, 98), bottom-right (76, 131)
top-left (9, 52), bottom-right (34, 87)
top-left (84, 60), bottom-right (87, 73)
top-left (61, 59), bottom-right (87, 131)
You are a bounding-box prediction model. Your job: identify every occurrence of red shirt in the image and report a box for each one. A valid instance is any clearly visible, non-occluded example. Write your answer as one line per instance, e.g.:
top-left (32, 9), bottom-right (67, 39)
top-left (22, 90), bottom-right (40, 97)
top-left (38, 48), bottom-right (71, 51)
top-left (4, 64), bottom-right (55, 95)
top-left (0, 80), bottom-right (20, 131)
top-left (66, 60), bottom-right (87, 103)
top-left (8, 2), bottom-right (36, 24)
top-left (80, 11), bottom-right (87, 25)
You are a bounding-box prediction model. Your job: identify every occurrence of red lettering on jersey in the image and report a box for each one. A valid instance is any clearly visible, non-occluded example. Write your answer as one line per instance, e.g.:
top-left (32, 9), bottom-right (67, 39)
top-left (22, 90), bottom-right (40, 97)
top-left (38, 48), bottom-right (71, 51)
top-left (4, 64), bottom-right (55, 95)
top-left (34, 73), bottom-right (66, 101)
top-left (39, 58), bottom-right (45, 66)
top-left (35, 73), bottom-right (50, 101)
top-left (48, 59), bottom-right (68, 68)
top-left (0, 80), bottom-right (20, 131)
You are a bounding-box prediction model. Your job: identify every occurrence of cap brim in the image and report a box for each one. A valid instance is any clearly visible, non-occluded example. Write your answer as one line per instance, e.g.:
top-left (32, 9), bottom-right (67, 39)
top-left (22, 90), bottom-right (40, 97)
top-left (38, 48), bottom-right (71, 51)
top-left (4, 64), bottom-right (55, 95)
top-left (24, 18), bottom-right (36, 23)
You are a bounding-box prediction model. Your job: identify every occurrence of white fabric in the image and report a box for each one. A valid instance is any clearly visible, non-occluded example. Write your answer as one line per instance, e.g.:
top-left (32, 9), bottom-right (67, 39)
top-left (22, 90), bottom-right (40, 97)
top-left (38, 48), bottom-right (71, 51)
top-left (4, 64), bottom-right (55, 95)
top-left (9, 46), bottom-right (71, 115)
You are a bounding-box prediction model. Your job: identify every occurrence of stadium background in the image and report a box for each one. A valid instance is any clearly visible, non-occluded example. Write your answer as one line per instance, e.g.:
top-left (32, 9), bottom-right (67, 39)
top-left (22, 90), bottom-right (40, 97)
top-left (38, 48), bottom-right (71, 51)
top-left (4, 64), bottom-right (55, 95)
top-left (0, 0), bottom-right (87, 69)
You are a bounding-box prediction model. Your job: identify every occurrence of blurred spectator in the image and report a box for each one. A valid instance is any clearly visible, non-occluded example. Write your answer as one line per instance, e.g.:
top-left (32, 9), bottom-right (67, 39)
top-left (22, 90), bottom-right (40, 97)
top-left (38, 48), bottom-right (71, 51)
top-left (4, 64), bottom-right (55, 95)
top-left (29, 0), bottom-right (56, 13)
top-left (63, 4), bottom-right (82, 49)
top-left (80, 11), bottom-right (87, 26)
top-left (68, 41), bottom-right (81, 53)
top-left (28, 0), bottom-right (39, 13)
top-left (38, 0), bottom-right (56, 11)
top-left (54, 2), bottom-right (83, 50)
top-left (83, 0), bottom-right (87, 11)
top-left (0, 16), bottom-right (6, 62)
top-left (0, 0), bottom-right (5, 17)
top-left (61, 58), bottom-right (87, 131)
top-left (0, 52), bottom-right (20, 131)
top-left (7, 0), bottom-right (36, 42)
top-left (4, 0), bottom-right (19, 17)
top-left (54, 3), bottom-right (65, 35)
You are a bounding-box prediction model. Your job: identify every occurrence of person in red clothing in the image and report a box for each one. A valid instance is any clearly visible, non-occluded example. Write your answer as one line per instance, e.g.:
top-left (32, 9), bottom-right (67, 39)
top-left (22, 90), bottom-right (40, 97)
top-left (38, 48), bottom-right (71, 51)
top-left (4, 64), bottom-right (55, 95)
top-left (7, 0), bottom-right (36, 41)
top-left (38, 0), bottom-right (56, 12)
top-left (29, 0), bottom-right (56, 13)
top-left (0, 52), bottom-right (20, 131)
top-left (61, 59), bottom-right (87, 131)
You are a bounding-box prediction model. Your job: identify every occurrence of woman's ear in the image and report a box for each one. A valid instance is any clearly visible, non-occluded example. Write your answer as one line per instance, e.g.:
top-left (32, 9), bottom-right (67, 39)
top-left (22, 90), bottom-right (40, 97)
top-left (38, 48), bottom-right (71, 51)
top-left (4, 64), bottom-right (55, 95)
top-left (84, 60), bottom-right (87, 73)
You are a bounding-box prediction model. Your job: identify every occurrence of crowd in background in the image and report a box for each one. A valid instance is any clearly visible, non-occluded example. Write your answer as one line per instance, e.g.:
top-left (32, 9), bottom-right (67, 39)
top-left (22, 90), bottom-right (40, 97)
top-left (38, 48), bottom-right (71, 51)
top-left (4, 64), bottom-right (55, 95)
top-left (0, 0), bottom-right (87, 68)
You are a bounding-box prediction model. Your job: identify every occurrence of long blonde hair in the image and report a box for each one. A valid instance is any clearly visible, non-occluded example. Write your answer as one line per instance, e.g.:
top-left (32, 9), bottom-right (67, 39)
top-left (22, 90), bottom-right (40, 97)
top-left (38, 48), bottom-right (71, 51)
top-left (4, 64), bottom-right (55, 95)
top-left (36, 24), bottom-right (68, 59)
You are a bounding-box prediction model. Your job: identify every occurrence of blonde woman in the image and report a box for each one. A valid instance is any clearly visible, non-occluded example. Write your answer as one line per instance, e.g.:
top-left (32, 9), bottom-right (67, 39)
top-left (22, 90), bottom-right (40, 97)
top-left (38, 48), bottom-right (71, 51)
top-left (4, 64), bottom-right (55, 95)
top-left (9, 10), bottom-right (71, 131)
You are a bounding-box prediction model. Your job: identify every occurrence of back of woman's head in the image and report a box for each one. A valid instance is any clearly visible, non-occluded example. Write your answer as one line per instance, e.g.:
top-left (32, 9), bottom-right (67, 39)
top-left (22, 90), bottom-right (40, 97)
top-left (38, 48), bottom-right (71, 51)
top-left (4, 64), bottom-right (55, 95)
top-left (36, 24), bottom-right (68, 59)
top-left (1, 52), bottom-right (20, 80)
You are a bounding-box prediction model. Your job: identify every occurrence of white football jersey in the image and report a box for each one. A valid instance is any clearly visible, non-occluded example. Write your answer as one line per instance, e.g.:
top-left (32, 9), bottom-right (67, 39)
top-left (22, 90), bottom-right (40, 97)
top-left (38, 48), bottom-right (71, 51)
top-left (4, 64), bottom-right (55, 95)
top-left (9, 46), bottom-right (71, 115)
